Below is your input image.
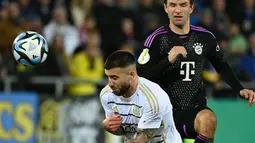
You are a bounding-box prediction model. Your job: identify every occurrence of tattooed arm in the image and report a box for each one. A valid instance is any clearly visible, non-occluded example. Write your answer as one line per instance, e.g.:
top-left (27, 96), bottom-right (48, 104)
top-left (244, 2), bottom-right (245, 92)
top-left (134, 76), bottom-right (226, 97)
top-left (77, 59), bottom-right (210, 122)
top-left (124, 128), bottom-right (158, 143)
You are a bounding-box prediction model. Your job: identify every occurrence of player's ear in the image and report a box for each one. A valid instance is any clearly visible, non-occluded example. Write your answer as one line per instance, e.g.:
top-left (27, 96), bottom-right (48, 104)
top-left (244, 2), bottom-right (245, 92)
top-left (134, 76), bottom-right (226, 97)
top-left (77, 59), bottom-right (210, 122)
top-left (164, 4), bottom-right (168, 13)
top-left (130, 71), bottom-right (135, 78)
top-left (190, 4), bottom-right (194, 14)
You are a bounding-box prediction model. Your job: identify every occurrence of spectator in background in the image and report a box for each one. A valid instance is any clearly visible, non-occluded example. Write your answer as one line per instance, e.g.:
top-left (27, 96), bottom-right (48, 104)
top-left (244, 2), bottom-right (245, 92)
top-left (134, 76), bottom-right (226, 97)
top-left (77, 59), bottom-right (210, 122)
top-left (228, 23), bottom-right (248, 55)
top-left (18, 0), bottom-right (37, 21)
top-left (240, 0), bottom-right (255, 37)
top-left (119, 18), bottom-right (137, 46)
top-left (35, 0), bottom-right (54, 26)
top-left (119, 42), bottom-right (135, 55)
top-left (240, 34), bottom-right (255, 79)
top-left (79, 14), bottom-right (97, 45)
top-left (0, 2), bottom-right (25, 50)
top-left (43, 7), bottom-right (80, 56)
top-left (137, 0), bottom-right (163, 38)
top-left (26, 16), bottom-right (43, 34)
top-left (68, 30), bottom-right (104, 96)
top-left (211, 0), bottom-right (231, 40)
top-left (34, 34), bottom-right (70, 76)
top-left (93, 0), bottom-right (122, 60)
top-left (115, 0), bottom-right (143, 43)
top-left (228, 23), bottom-right (248, 68)
top-left (0, 2), bottom-right (26, 74)
top-left (197, 8), bottom-right (221, 40)
top-left (71, 0), bottom-right (93, 28)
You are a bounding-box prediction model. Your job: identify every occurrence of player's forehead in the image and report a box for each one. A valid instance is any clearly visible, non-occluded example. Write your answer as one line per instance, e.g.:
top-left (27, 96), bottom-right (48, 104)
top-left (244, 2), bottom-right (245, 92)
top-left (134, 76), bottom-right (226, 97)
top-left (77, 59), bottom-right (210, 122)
top-left (105, 68), bottom-right (122, 76)
top-left (167, 0), bottom-right (190, 4)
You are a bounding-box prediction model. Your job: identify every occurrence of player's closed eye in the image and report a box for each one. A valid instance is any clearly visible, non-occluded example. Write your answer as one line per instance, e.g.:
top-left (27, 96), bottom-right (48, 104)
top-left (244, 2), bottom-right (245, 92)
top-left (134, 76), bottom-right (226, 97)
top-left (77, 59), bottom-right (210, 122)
top-left (169, 3), bottom-right (176, 7)
top-left (110, 76), bottom-right (119, 80)
top-left (180, 3), bottom-right (187, 7)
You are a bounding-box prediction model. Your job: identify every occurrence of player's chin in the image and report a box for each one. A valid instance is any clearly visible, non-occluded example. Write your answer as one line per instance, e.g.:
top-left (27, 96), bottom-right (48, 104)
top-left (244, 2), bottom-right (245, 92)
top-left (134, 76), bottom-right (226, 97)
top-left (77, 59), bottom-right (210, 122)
top-left (112, 90), bottom-right (122, 96)
top-left (173, 21), bottom-right (185, 27)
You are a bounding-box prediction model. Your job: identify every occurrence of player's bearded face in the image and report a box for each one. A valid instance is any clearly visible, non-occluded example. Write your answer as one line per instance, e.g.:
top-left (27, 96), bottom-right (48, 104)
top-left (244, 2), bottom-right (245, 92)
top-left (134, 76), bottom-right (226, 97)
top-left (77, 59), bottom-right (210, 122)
top-left (164, 0), bottom-right (194, 27)
top-left (113, 80), bottom-right (130, 96)
top-left (106, 68), bottom-right (131, 96)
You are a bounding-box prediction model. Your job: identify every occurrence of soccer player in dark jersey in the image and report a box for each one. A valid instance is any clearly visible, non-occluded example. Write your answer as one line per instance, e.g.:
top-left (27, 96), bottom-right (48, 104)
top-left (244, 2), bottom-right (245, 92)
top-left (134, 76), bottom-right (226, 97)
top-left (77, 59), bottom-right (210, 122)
top-left (137, 0), bottom-right (255, 143)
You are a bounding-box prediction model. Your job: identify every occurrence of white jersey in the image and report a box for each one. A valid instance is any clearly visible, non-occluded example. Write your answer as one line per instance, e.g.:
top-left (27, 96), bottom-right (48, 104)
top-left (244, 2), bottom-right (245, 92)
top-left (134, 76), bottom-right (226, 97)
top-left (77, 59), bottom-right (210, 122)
top-left (100, 77), bottom-right (182, 143)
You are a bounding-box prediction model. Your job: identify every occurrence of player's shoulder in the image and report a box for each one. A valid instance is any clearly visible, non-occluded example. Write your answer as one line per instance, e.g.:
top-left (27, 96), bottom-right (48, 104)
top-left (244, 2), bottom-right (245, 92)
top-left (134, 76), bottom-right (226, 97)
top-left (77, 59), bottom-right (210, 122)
top-left (139, 77), bottom-right (171, 113)
top-left (139, 77), bottom-right (161, 89)
top-left (99, 85), bottom-right (113, 100)
top-left (143, 25), bottom-right (168, 48)
top-left (190, 25), bottom-right (216, 39)
top-left (139, 77), bottom-right (169, 100)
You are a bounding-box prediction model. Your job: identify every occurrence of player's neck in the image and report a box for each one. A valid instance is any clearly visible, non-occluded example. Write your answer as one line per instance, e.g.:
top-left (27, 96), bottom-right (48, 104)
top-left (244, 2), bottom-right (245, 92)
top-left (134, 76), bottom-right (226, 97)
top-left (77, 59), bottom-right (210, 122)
top-left (169, 22), bottom-right (190, 35)
top-left (123, 76), bottom-right (139, 98)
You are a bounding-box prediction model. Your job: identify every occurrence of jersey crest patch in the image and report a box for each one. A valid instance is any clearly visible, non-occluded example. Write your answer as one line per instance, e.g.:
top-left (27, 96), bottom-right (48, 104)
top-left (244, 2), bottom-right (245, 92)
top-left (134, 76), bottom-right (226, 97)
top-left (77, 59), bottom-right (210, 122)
top-left (132, 106), bottom-right (141, 116)
top-left (112, 105), bottom-right (119, 113)
top-left (138, 48), bottom-right (150, 64)
top-left (193, 43), bottom-right (203, 55)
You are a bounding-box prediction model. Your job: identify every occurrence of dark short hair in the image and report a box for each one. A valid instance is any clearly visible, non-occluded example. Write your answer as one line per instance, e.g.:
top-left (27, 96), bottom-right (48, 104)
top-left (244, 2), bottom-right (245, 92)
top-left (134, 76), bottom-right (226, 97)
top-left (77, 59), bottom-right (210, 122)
top-left (104, 50), bottom-right (136, 70)
top-left (164, 0), bottom-right (194, 6)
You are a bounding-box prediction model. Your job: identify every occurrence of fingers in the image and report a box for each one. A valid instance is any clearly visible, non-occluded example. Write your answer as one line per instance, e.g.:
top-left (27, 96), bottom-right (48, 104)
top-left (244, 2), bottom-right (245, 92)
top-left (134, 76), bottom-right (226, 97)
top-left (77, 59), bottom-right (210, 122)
top-left (108, 118), bottom-right (122, 126)
top-left (248, 91), bottom-right (255, 107)
top-left (109, 120), bottom-right (122, 131)
top-left (107, 114), bottom-right (123, 131)
top-left (171, 46), bottom-right (187, 58)
top-left (250, 95), bottom-right (255, 107)
top-left (109, 123), bottom-right (122, 131)
top-left (179, 46), bottom-right (187, 58)
top-left (240, 89), bottom-right (255, 107)
top-left (241, 89), bottom-right (249, 99)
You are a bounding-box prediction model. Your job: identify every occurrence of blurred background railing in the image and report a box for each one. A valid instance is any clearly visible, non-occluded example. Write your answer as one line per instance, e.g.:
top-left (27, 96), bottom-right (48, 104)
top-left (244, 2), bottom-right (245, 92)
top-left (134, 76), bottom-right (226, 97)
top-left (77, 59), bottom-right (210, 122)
top-left (2, 76), bottom-right (108, 96)
top-left (2, 75), bottom-right (255, 96)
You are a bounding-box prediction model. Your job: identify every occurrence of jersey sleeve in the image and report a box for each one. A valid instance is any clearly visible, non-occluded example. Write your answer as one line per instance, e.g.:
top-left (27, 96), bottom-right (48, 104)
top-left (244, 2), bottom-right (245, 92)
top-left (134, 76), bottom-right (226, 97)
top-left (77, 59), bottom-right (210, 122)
top-left (206, 33), bottom-right (244, 95)
top-left (206, 33), bottom-right (225, 64)
top-left (138, 87), bottom-right (169, 129)
top-left (100, 91), bottom-right (114, 117)
top-left (137, 34), bottom-right (172, 82)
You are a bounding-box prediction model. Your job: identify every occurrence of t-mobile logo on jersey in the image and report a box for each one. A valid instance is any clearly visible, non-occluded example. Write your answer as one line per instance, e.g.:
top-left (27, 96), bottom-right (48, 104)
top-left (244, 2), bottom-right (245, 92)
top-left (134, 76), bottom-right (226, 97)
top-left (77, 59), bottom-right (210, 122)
top-left (180, 62), bottom-right (195, 81)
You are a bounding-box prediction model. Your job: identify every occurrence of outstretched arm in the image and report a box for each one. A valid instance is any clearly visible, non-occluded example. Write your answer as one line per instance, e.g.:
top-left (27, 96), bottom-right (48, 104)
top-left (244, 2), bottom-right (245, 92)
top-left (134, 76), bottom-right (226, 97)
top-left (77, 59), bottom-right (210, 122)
top-left (207, 33), bottom-right (255, 106)
top-left (206, 34), bottom-right (244, 95)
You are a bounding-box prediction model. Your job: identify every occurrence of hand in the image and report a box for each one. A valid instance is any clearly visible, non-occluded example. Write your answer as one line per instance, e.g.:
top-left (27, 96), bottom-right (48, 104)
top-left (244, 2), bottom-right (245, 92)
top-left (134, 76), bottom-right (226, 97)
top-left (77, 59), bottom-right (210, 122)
top-left (103, 114), bottom-right (123, 131)
top-left (168, 46), bottom-right (187, 63)
top-left (239, 89), bottom-right (255, 107)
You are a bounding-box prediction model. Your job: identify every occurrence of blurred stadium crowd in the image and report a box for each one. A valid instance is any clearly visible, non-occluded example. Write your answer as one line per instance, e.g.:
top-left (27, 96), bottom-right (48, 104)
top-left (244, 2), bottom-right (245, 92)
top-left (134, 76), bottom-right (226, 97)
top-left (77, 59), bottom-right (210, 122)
top-left (0, 0), bottom-right (255, 97)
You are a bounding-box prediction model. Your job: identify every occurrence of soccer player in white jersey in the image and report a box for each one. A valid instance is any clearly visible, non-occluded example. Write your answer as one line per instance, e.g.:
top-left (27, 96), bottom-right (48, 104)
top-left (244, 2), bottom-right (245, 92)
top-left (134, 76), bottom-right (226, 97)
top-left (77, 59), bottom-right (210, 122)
top-left (100, 50), bottom-right (182, 143)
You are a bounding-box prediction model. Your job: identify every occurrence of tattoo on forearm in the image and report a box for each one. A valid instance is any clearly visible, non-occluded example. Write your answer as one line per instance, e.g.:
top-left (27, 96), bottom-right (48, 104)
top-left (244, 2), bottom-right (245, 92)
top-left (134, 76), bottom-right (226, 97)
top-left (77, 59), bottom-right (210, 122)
top-left (138, 128), bottom-right (157, 140)
top-left (124, 128), bottom-right (158, 143)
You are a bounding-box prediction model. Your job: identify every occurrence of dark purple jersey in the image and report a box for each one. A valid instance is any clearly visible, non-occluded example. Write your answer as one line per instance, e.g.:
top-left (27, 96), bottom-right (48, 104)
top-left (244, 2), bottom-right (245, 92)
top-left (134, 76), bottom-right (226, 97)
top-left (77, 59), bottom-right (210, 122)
top-left (137, 24), bottom-right (243, 112)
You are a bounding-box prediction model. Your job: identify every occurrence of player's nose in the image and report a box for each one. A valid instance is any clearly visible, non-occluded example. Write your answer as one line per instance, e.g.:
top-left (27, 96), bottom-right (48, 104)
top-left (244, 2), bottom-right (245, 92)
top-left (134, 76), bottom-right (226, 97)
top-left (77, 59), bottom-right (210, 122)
top-left (174, 7), bottom-right (181, 13)
top-left (108, 81), bottom-right (114, 88)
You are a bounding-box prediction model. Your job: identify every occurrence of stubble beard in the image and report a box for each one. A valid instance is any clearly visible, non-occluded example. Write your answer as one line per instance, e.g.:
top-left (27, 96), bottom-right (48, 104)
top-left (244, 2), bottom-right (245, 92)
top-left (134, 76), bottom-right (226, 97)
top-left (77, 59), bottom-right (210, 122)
top-left (113, 83), bottom-right (130, 96)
